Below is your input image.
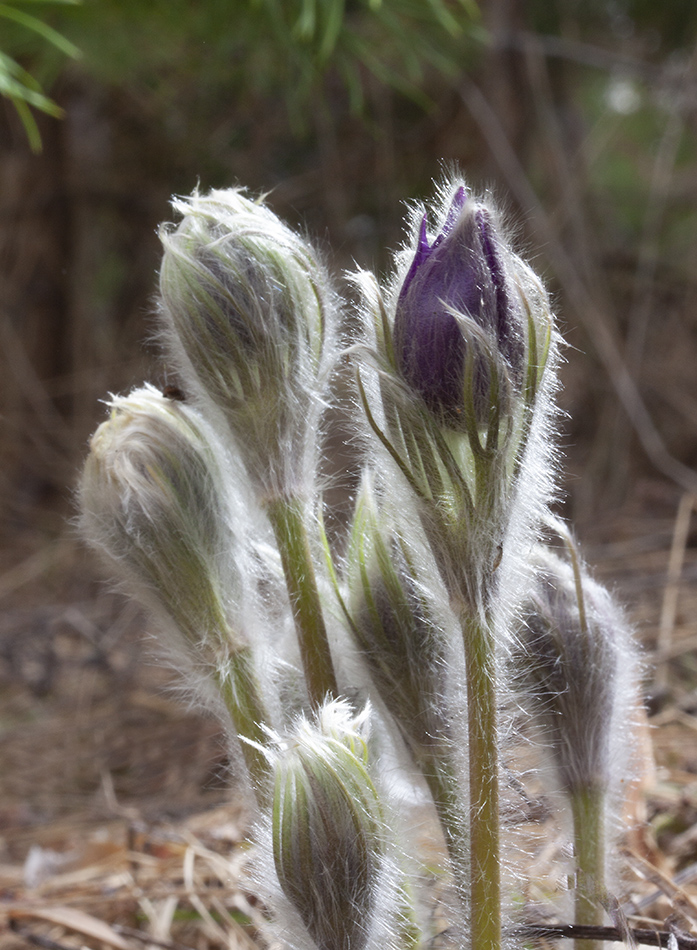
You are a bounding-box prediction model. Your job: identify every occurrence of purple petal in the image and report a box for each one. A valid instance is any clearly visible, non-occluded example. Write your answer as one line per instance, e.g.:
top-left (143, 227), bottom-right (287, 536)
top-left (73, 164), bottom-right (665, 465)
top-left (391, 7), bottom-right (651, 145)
top-left (396, 304), bottom-right (468, 424)
top-left (432, 186), bottom-right (467, 251)
top-left (476, 209), bottom-right (523, 378)
top-left (393, 189), bottom-right (523, 428)
top-left (400, 215), bottom-right (431, 300)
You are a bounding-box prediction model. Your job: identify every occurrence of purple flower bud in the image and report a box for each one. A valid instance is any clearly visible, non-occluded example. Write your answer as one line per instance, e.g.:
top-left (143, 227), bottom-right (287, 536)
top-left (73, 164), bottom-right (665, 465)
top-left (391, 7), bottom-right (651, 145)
top-left (393, 186), bottom-right (524, 429)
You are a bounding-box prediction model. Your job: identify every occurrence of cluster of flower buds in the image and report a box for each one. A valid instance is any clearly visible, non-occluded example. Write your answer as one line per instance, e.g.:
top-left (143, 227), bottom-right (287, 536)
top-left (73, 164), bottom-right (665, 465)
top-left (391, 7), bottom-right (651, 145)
top-left (79, 178), bottom-right (643, 950)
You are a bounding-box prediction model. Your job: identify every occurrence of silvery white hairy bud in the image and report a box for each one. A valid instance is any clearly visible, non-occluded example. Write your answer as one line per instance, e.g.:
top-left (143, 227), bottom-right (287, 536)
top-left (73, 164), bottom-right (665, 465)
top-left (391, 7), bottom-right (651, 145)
top-left (158, 187), bottom-right (337, 497)
top-left (517, 540), bottom-right (638, 798)
top-left (79, 384), bottom-right (239, 657)
top-left (271, 700), bottom-right (385, 950)
top-left (515, 530), bottom-right (642, 941)
top-left (80, 385), bottom-right (275, 798)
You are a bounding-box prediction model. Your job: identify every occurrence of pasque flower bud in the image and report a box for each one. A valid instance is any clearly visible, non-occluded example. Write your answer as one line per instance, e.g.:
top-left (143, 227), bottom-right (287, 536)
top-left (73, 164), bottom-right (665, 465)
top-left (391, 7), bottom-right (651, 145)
top-left (517, 541), bottom-right (636, 797)
top-left (79, 384), bottom-right (238, 655)
top-left (393, 184), bottom-right (526, 430)
top-left (345, 475), bottom-right (452, 758)
top-left (80, 385), bottom-right (275, 798)
top-left (515, 532), bottom-right (641, 944)
top-left (158, 187), bottom-right (336, 495)
top-left (271, 700), bottom-right (384, 950)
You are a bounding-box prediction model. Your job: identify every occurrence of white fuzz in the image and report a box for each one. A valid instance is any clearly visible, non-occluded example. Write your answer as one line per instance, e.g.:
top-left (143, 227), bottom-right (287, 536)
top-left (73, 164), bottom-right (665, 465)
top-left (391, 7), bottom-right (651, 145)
top-left (75, 171), bottom-right (651, 950)
top-left (349, 175), bottom-right (560, 615)
top-left (80, 386), bottom-right (270, 714)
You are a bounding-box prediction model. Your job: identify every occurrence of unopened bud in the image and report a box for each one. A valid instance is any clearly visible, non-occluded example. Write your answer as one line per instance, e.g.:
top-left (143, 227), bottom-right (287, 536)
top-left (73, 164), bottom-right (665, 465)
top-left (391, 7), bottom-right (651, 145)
top-left (272, 700), bottom-right (384, 950)
top-left (346, 476), bottom-right (452, 757)
top-left (158, 187), bottom-right (336, 494)
top-left (393, 182), bottom-right (545, 430)
top-left (517, 539), bottom-right (637, 797)
top-left (79, 384), bottom-right (237, 654)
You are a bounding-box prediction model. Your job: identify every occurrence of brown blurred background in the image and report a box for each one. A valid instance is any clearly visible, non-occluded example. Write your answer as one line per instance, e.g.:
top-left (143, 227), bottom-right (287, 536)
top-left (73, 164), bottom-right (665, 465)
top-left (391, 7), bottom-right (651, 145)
top-left (1, 0), bottom-right (697, 882)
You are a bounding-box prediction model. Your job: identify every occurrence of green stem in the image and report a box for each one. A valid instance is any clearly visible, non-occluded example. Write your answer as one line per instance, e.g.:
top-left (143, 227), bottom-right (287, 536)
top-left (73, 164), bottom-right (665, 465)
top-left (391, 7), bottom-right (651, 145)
top-left (571, 786), bottom-right (606, 950)
top-left (214, 646), bottom-right (272, 807)
top-left (417, 750), bottom-right (470, 900)
top-left (461, 609), bottom-right (501, 950)
top-left (266, 495), bottom-right (338, 707)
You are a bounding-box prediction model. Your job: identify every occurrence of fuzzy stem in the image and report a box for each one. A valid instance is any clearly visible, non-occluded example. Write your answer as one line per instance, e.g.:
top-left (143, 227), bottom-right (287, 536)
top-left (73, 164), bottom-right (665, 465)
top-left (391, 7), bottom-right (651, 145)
top-left (461, 608), bottom-right (501, 950)
top-left (266, 496), bottom-right (338, 706)
top-left (571, 786), bottom-right (606, 950)
top-left (214, 646), bottom-right (271, 806)
top-left (416, 750), bottom-right (470, 902)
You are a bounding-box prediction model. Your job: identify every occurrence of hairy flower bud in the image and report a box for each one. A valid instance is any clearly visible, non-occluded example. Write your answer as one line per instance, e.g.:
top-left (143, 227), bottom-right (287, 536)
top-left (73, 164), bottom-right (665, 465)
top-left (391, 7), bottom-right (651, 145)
top-left (394, 184), bottom-right (527, 430)
top-left (79, 384), bottom-right (238, 655)
top-left (516, 539), bottom-right (637, 798)
top-left (345, 476), bottom-right (453, 757)
top-left (80, 385), bottom-right (276, 798)
top-left (272, 700), bottom-right (384, 950)
top-left (158, 187), bottom-right (337, 495)
top-left (515, 530), bottom-right (642, 941)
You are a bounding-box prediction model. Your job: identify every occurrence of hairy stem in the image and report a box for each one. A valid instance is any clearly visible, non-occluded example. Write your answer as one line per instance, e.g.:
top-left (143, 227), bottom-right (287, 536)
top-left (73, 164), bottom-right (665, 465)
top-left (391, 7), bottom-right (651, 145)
top-left (417, 750), bottom-right (470, 905)
top-left (461, 609), bottom-right (501, 950)
top-left (571, 786), bottom-right (606, 950)
top-left (266, 495), bottom-right (338, 706)
top-left (214, 646), bottom-right (271, 806)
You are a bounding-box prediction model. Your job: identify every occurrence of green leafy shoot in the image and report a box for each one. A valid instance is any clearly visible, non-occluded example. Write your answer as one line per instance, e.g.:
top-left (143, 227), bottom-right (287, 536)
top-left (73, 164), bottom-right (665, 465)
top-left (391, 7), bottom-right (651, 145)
top-left (0, 0), bottom-right (81, 152)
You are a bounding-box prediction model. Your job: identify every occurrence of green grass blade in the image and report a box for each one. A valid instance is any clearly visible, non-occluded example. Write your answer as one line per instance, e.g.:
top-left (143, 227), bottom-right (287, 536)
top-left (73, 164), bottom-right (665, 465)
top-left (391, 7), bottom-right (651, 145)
top-left (0, 4), bottom-right (81, 58)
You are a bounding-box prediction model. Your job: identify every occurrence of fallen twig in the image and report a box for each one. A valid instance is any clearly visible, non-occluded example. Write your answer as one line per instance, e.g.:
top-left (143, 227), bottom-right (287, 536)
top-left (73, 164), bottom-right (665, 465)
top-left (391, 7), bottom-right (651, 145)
top-left (515, 923), bottom-right (697, 949)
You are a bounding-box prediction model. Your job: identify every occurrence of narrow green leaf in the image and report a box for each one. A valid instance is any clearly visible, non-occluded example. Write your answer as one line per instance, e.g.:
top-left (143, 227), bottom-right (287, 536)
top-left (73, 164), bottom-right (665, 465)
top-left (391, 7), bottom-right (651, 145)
top-left (11, 96), bottom-right (42, 151)
top-left (0, 49), bottom-right (41, 87)
top-left (294, 0), bottom-right (316, 39)
top-left (424, 0), bottom-right (463, 36)
top-left (356, 369), bottom-right (428, 502)
top-left (0, 69), bottom-right (62, 114)
top-left (0, 4), bottom-right (81, 58)
top-left (318, 0), bottom-right (344, 62)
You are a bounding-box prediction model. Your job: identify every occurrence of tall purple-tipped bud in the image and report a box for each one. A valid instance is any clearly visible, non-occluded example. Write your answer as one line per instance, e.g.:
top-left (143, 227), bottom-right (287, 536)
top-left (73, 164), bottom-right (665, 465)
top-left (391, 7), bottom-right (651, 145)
top-left (393, 185), bottom-right (524, 429)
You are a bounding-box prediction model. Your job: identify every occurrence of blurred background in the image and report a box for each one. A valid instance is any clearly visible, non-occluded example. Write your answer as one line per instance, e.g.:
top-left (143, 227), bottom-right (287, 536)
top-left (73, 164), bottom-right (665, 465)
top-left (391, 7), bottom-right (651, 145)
top-left (1, 0), bottom-right (697, 935)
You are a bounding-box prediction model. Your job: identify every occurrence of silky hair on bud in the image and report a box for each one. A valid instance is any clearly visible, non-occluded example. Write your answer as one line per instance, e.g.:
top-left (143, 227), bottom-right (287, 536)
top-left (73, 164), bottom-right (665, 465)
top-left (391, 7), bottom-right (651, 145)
top-left (516, 539), bottom-right (640, 797)
top-left (79, 384), bottom-right (240, 649)
top-left (247, 699), bottom-right (413, 950)
top-left (78, 384), bottom-right (267, 723)
top-left (158, 186), bottom-right (341, 498)
top-left (513, 531), bottom-right (643, 916)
